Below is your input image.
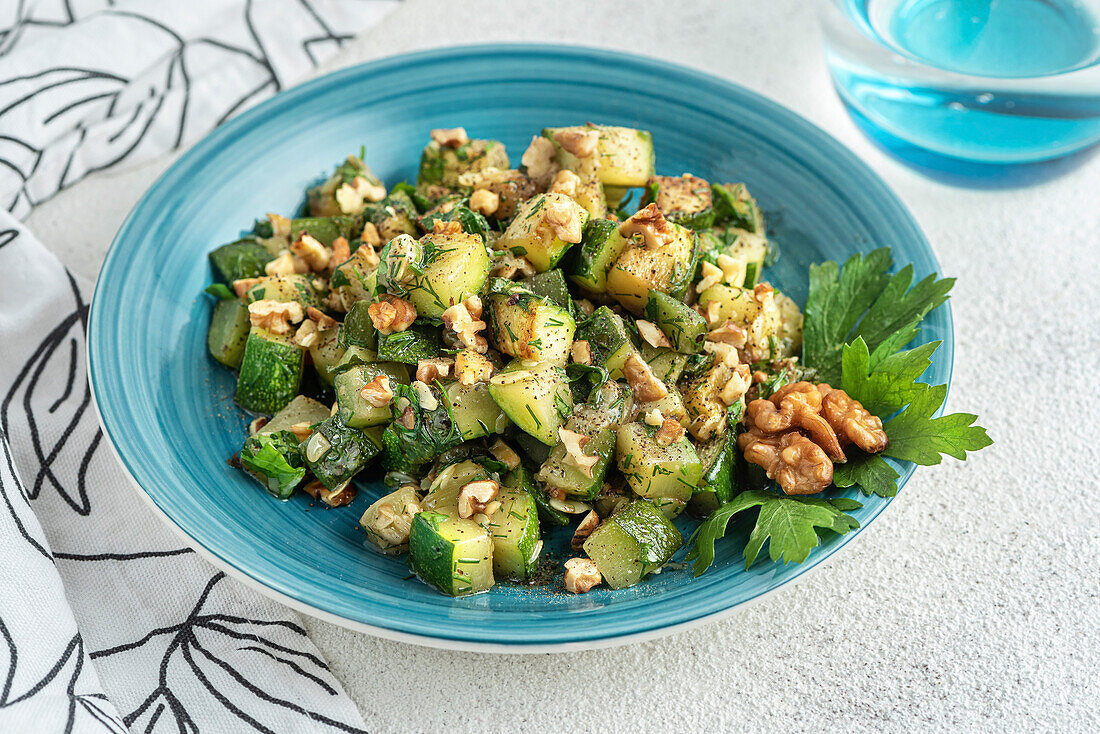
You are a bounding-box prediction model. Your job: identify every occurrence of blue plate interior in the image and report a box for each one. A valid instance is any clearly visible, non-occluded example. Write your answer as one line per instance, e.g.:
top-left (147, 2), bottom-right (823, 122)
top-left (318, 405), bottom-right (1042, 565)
top-left (88, 45), bottom-right (951, 649)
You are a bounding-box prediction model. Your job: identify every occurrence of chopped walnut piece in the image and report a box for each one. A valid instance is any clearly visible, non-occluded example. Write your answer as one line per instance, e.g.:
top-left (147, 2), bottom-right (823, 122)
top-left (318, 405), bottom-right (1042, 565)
top-left (490, 252), bottom-right (537, 280)
top-left (738, 428), bottom-right (833, 496)
top-left (469, 188), bottom-right (500, 216)
top-left (719, 365), bottom-right (752, 406)
top-left (304, 479), bottom-right (357, 507)
top-left (360, 375), bottom-right (393, 408)
top-left (521, 136), bottom-right (557, 184)
top-left (265, 251), bottom-right (308, 276)
top-left (430, 127), bottom-right (469, 148)
top-left (553, 128), bottom-right (599, 158)
top-left (360, 222), bottom-right (382, 247)
top-left (559, 428), bottom-right (598, 478)
top-left (548, 169), bottom-right (581, 198)
top-left (707, 322), bottom-right (748, 348)
top-left (753, 282), bottom-right (774, 301)
top-left (248, 416), bottom-right (268, 435)
top-left (644, 408), bottom-right (665, 426)
top-left (267, 212), bottom-right (292, 239)
top-left (305, 306), bottom-right (336, 331)
top-left (563, 557), bottom-right (602, 593)
top-left (457, 480), bottom-right (500, 519)
top-left (745, 382), bottom-right (844, 461)
top-left (655, 418), bottom-right (686, 447)
top-left (288, 422), bottom-right (314, 441)
top-left (368, 295), bottom-right (417, 335)
top-left (396, 406), bottom-right (415, 429)
top-left (570, 339), bottom-right (592, 365)
top-left (696, 261), bottom-right (723, 293)
top-left (330, 236), bottom-right (350, 267)
top-left (543, 199), bottom-right (584, 244)
top-left (248, 299), bottom-right (304, 335)
top-left (623, 352), bottom-right (668, 402)
top-left (411, 380), bottom-right (438, 411)
top-left (232, 277), bottom-right (265, 298)
top-left (293, 319), bottom-right (319, 348)
top-left (704, 339), bottom-right (742, 369)
top-left (455, 349), bottom-right (493, 385)
top-left (636, 319), bottom-right (672, 348)
top-left (489, 439), bottom-right (521, 471)
top-left (820, 386), bottom-right (889, 454)
top-left (442, 297), bottom-right (488, 353)
top-left (703, 301), bottom-right (723, 326)
top-left (716, 253), bottom-right (746, 285)
top-left (619, 203), bottom-right (675, 250)
top-left (571, 511), bottom-right (601, 551)
top-left (290, 233), bottom-right (331, 272)
top-left (431, 218), bottom-right (463, 235)
top-left (416, 357), bottom-right (454, 384)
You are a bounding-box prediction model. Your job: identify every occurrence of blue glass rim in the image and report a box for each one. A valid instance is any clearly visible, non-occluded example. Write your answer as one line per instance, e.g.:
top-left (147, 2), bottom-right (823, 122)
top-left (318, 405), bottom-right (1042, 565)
top-left (88, 43), bottom-right (952, 651)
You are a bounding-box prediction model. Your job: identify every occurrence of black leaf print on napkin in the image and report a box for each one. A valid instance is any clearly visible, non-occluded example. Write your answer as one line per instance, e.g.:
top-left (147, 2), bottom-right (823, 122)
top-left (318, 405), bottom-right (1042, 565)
top-left (92, 573), bottom-right (367, 734)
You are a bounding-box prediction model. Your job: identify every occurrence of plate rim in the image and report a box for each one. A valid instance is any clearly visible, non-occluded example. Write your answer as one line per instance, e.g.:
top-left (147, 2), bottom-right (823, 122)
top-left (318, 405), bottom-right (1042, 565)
top-left (87, 42), bottom-right (953, 652)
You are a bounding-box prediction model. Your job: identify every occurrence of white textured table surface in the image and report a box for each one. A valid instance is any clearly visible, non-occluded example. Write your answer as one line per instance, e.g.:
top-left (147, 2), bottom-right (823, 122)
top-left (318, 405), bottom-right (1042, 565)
top-left (30, 1), bottom-right (1099, 731)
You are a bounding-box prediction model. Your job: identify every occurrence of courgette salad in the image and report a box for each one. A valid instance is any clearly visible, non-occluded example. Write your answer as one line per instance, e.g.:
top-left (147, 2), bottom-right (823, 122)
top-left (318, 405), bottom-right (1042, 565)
top-left (206, 124), bottom-right (990, 597)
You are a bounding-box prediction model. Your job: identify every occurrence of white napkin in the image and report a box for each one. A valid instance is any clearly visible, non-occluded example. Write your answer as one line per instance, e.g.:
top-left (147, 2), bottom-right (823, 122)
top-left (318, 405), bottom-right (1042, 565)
top-left (0, 1), bottom-right (399, 731)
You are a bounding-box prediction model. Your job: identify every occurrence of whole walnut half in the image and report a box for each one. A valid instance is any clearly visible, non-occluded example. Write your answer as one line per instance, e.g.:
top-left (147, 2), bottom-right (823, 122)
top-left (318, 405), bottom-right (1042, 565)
top-left (819, 385), bottom-right (889, 454)
top-left (745, 381), bottom-right (845, 461)
top-left (738, 427), bottom-right (833, 495)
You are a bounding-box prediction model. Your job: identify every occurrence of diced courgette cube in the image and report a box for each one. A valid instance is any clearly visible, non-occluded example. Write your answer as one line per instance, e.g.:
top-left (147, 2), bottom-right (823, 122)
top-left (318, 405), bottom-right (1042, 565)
top-left (376, 323), bottom-right (442, 365)
top-left (235, 327), bottom-right (304, 414)
top-left (644, 174), bottom-right (715, 230)
top-left (644, 289), bottom-right (707, 354)
top-left (582, 500), bottom-right (682, 589)
top-left (260, 396), bottom-right (331, 435)
top-left (537, 427), bottom-right (615, 500)
top-left (207, 298), bottom-right (251, 369)
top-left (410, 511), bottom-right (495, 596)
top-left (301, 415), bottom-right (379, 489)
top-left (443, 381), bottom-right (511, 440)
top-left (606, 209), bottom-right (697, 312)
top-left (497, 194), bottom-right (590, 272)
top-left (487, 360), bottom-right (572, 446)
top-left (246, 274), bottom-right (325, 311)
top-left (338, 300), bottom-right (377, 350)
top-left (616, 422), bottom-right (702, 516)
top-left (577, 306), bottom-right (636, 376)
top-left (711, 182), bottom-right (765, 235)
top-left (404, 230), bottom-right (490, 318)
top-left (487, 282), bottom-right (576, 366)
top-left (485, 486), bottom-right (541, 580)
top-left (688, 433), bottom-right (737, 517)
top-left (208, 237), bottom-right (274, 283)
top-left (568, 217), bottom-right (630, 294)
top-left (335, 362), bottom-right (410, 428)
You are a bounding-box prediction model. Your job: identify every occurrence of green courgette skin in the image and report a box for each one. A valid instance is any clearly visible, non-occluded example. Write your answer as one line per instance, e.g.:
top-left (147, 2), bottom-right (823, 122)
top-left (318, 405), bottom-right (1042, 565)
top-left (578, 306), bottom-right (634, 366)
top-left (208, 237), bottom-right (274, 283)
top-left (239, 430), bottom-right (306, 499)
top-left (290, 216), bottom-right (359, 246)
top-left (207, 298), bottom-right (251, 369)
top-left (506, 463), bottom-right (569, 527)
top-left (688, 434), bottom-right (737, 517)
top-left (381, 383), bottom-right (462, 470)
top-left (523, 269), bottom-right (573, 311)
top-left (376, 324), bottom-right (443, 365)
top-left (711, 183), bottom-right (764, 235)
top-left (337, 301), bottom-right (377, 350)
top-left (235, 329), bottom-right (304, 414)
top-left (303, 416), bottom-right (379, 489)
top-left (644, 290), bottom-right (707, 354)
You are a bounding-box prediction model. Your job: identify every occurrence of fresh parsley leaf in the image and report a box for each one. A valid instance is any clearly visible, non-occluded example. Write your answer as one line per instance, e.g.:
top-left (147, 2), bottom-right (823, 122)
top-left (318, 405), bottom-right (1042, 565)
top-left (832, 453), bottom-right (899, 498)
top-left (687, 489), bottom-right (863, 574)
top-left (883, 384), bottom-right (993, 465)
top-left (745, 494), bottom-right (862, 567)
top-left (803, 248), bottom-right (892, 383)
top-left (841, 336), bottom-right (939, 416)
top-left (857, 266), bottom-right (954, 353)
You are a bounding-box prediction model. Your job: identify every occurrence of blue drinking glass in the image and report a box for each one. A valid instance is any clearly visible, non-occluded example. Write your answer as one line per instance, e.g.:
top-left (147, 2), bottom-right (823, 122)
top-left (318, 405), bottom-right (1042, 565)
top-left (821, 0), bottom-right (1100, 163)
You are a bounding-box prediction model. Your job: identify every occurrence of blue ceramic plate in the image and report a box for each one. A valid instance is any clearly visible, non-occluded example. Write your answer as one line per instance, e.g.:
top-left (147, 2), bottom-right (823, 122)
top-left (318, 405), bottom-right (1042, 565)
top-left (89, 45), bottom-right (951, 651)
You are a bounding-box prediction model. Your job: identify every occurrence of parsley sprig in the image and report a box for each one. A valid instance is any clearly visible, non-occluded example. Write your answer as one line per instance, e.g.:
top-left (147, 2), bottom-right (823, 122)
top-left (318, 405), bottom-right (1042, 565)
top-left (688, 246), bottom-right (991, 574)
